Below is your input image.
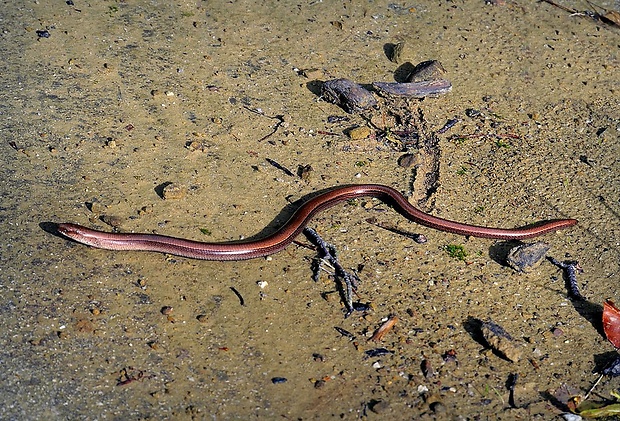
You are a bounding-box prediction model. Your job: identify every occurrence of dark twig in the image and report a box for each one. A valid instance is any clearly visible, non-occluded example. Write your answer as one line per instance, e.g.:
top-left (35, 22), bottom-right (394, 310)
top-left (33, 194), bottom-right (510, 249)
top-left (548, 257), bottom-right (584, 300)
top-left (540, 0), bottom-right (616, 24)
top-left (242, 106), bottom-right (285, 142)
top-left (540, 0), bottom-right (579, 14)
top-left (367, 219), bottom-right (427, 243)
top-left (230, 286), bottom-right (245, 306)
top-left (334, 326), bottom-right (356, 340)
top-left (436, 118), bottom-right (460, 134)
top-left (265, 158), bottom-right (295, 177)
top-left (303, 227), bottom-right (360, 317)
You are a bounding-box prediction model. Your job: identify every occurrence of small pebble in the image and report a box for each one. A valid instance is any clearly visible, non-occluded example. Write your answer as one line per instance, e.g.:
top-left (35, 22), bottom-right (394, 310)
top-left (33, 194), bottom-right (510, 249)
top-left (162, 183), bottom-right (187, 200)
top-left (196, 314), bottom-right (208, 323)
top-left (137, 205), bottom-right (153, 216)
top-left (406, 60), bottom-right (446, 83)
top-left (421, 359), bottom-right (435, 378)
top-left (388, 42), bottom-right (405, 63)
top-left (481, 320), bottom-right (522, 362)
top-left (298, 164), bottom-right (313, 182)
top-left (186, 141), bottom-right (203, 152)
top-left (506, 242), bottom-right (550, 272)
top-left (313, 379), bottom-right (326, 389)
top-left (326, 115), bottom-right (350, 124)
top-left (369, 399), bottom-right (390, 414)
top-left (397, 153), bottom-right (419, 168)
top-left (429, 401), bottom-right (447, 414)
top-left (365, 348), bottom-right (393, 358)
top-left (100, 214), bottom-right (123, 228)
top-left (442, 349), bottom-right (458, 363)
top-left (161, 306), bottom-right (173, 315)
top-left (321, 79), bottom-right (377, 114)
top-left (412, 233), bottom-right (428, 244)
top-left (271, 377), bottom-right (287, 384)
top-left (352, 302), bottom-right (372, 312)
top-left (347, 126), bottom-right (372, 140)
top-left (89, 201), bottom-right (106, 214)
top-left (465, 108), bottom-right (481, 118)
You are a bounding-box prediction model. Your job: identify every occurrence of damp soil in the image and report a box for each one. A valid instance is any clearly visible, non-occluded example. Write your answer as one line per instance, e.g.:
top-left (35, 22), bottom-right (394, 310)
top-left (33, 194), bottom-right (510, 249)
top-left (1, 0), bottom-right (619, 419)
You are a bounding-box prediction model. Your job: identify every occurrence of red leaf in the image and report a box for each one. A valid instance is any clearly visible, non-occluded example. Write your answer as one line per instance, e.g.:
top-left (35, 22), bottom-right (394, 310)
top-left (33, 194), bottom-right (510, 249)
top-left (603, 300), bottom-right (620, 349)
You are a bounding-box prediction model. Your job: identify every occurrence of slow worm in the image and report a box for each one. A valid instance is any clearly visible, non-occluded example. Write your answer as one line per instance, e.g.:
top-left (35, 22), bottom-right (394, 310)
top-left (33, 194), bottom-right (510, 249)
top-left (57, 184), bottom-right (577, 261)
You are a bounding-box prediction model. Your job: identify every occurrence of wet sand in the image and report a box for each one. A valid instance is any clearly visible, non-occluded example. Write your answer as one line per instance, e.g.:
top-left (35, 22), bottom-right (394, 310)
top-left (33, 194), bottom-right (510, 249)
top-left (0, 0), bottom-right (619, 418)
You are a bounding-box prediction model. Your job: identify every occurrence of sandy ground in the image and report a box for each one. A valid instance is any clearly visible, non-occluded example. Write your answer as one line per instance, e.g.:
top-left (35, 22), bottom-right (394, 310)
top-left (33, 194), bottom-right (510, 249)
top-left (1, 0), bottom-right (619, 419)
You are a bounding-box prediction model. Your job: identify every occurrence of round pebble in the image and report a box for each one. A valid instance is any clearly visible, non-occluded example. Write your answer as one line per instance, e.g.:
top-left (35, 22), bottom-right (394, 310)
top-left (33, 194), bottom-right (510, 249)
top-left (398, 153), bottom-right (419, 168)
top-left (348, 126), bottom-right (372, 140)
top-left (162, 183), bottom-right (187, 200)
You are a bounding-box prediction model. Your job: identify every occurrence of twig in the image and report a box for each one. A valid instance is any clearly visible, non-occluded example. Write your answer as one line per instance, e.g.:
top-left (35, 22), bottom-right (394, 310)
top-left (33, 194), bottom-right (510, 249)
top-left (242, 106), bottom-right (285, 142)
top-left (548, 257), bottom-right (584, 300)
top-left (303, 227), bottom-right (360, 317)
